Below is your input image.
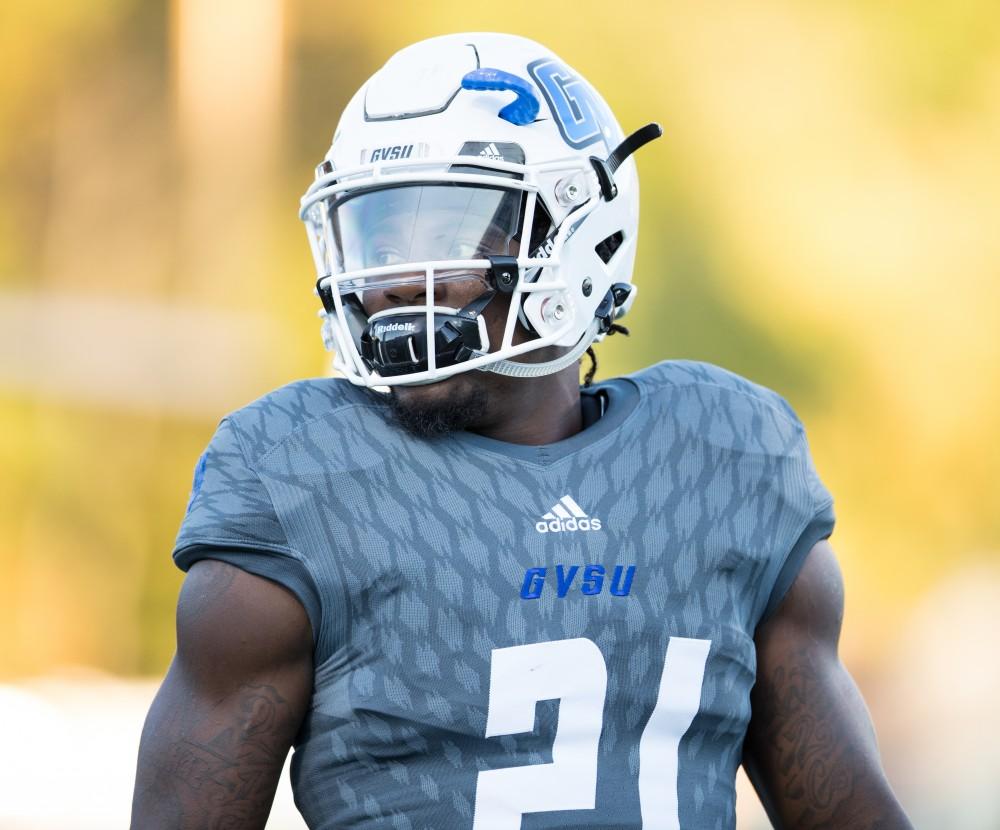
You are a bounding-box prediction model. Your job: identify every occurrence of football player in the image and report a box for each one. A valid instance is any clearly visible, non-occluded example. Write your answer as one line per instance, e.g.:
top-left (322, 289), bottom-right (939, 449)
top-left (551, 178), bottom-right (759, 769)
top-left (131, 33), bottom-right (912, 829)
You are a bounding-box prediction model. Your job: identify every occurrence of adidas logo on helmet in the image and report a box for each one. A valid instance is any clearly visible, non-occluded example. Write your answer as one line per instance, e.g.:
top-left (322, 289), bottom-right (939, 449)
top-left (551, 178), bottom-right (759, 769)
top-left (478, 142), bottom-right (505, 161)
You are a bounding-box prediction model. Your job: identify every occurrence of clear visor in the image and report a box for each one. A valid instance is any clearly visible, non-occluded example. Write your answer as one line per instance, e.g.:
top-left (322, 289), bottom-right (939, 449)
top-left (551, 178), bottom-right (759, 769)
top-left (329, 183), bottom-right (524, 276)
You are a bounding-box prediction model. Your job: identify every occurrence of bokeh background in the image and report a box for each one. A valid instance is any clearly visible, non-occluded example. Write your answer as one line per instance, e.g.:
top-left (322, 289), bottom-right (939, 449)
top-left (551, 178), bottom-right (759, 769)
top-left (2, 1), bottom-right (999, 827)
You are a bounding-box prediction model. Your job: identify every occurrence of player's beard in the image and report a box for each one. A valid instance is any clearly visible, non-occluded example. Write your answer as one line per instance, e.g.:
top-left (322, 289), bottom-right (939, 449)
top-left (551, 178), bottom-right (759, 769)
top-left (387, 375), bottom-right (490, 439)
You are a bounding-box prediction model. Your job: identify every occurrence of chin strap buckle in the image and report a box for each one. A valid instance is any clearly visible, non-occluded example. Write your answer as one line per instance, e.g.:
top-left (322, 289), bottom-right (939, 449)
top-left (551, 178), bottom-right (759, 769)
top-left (595, 282), bottom-right (634, 333)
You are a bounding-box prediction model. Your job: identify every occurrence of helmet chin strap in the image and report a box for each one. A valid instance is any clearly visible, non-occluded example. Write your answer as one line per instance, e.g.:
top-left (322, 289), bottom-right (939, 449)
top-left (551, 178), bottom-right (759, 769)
top-left (484, 318), bottom-right (601, 378)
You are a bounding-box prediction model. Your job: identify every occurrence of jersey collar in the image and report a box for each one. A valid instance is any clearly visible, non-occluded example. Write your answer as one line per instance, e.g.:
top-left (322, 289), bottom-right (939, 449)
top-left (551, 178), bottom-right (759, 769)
top-left (449, 375), bottom-right (641, 465)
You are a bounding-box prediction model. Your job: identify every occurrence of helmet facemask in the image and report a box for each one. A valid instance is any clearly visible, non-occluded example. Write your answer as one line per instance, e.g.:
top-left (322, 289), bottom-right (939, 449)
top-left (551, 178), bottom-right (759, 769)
top-left (305, 155), bottom-right (596, 387)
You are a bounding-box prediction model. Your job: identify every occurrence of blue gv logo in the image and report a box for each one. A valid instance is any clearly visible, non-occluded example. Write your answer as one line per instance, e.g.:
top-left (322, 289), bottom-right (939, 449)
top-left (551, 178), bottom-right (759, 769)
top-left (527, 58), bottom-right (611, 150)
top-left (521, 564), bottom-right (636, 599)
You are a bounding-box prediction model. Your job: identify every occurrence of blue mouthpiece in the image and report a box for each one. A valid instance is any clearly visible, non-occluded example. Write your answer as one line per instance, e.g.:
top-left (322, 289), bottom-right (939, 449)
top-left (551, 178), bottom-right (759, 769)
top-left (461, 68), bottom-right (540, 126)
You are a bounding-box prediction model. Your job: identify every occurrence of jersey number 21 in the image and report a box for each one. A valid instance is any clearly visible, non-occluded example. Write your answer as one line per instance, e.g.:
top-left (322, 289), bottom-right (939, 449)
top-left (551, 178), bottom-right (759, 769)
top-left (473, 636), bottom-right (711, 830)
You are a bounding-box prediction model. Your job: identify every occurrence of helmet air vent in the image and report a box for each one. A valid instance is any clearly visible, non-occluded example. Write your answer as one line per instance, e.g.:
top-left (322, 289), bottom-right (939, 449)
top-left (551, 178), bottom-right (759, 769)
top-left (595, 231), bottom-right (624, 264)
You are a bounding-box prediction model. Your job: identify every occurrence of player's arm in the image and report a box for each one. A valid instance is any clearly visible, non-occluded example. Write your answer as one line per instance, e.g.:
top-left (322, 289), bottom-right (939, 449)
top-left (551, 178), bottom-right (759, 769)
top-left (131, 559), bottom-right (313, 829)
top-left (742, 540), bottom-right (912, 829)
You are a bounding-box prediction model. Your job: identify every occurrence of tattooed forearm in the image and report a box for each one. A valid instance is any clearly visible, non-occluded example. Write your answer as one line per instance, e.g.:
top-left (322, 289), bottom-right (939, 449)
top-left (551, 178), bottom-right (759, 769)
top-left (747, 645), bottom-right (910, 830)
top-left (745, 541), bottom-right (911, 830)
top-left (133, 679), bottom-right (302, 830)
top-left (752, 652), bottom-right (850, 826)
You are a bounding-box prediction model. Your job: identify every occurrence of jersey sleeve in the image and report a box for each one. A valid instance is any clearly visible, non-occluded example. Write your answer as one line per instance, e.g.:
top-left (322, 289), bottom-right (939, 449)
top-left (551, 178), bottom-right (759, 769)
top-left (758, 423), bottom-right (835, 624)
top-left (173, 417), bottom-right (322, 638)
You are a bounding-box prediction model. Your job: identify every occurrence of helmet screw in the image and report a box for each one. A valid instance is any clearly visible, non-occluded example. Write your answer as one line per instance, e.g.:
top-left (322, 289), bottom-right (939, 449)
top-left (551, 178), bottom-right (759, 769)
top-left (582, 278), bottom-right (592, 297)
top-left (555, 176), bottom-right (586, 206)
top-left (498, 270), bottom-right (513, 285)
top-left (553, 303), bottom-right (566, 320)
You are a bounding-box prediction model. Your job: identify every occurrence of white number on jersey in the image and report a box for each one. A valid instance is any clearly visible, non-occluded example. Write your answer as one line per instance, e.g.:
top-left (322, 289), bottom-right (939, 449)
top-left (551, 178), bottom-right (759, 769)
top-left (473, 638), bottom-right (607, 829)
top-left (473, 635), bottom-right (711, 829)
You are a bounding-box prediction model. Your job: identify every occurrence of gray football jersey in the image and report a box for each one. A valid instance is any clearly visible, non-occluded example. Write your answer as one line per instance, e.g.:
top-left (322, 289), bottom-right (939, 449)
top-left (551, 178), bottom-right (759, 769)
top-left (174, 360), bottom-right (834, 830)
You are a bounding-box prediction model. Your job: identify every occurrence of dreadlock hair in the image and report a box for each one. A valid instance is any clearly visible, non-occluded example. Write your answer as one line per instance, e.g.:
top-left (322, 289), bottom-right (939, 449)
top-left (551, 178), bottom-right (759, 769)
top-left (583, 322), bottom-right (630, 387)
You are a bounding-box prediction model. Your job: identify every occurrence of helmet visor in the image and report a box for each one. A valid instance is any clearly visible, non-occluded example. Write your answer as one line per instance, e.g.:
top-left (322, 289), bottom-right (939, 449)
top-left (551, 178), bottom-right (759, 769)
top-left (328, 183), bottom-right (524, 276)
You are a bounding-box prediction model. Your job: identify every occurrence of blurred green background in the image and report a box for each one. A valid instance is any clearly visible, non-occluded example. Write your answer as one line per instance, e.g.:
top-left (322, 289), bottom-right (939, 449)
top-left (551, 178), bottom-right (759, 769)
top-left (1, 1), bottom-right (998, 827)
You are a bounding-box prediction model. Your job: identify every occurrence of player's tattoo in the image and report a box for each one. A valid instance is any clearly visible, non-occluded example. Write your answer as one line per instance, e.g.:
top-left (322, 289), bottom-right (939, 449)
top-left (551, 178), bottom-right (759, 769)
top-left (134, 683), bottom-right (293, 829)
top-left (756, 655), bottom-right (851, 817)
top-left (181, 559), bottom-right (238, 619)
top-left (750, 648), bottom-right (894, 830)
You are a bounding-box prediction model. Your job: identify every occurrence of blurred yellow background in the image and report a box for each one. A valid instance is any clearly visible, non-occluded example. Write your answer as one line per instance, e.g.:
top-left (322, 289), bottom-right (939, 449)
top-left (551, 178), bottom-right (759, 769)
top-left (1, 1), bottom-right (998, 827)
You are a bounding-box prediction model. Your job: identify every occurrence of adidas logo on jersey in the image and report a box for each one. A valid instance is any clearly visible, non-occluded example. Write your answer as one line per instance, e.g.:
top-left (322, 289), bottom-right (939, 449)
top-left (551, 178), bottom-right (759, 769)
top-left (535, 495), bottom-right (602, 533)
top-left (478, 142), bottom-right (505, 161)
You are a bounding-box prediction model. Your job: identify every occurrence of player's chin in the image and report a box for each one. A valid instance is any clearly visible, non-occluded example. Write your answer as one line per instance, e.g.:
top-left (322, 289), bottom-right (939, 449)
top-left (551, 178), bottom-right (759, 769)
top-left (387, 372), bottom-right (489, 438)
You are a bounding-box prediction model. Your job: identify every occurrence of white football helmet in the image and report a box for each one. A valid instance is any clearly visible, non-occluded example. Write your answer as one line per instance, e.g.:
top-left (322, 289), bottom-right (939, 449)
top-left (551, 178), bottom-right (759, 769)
top-left (300, 32), bottom-right (659, 386)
